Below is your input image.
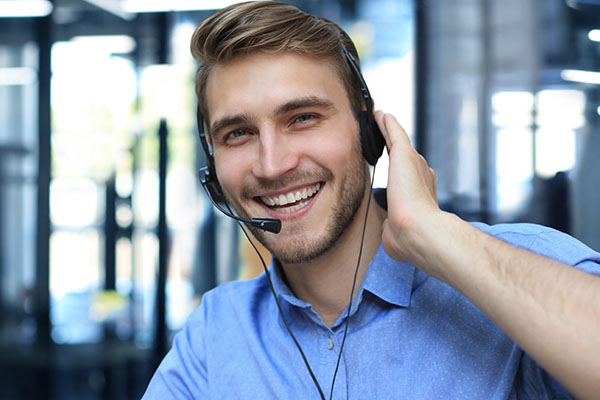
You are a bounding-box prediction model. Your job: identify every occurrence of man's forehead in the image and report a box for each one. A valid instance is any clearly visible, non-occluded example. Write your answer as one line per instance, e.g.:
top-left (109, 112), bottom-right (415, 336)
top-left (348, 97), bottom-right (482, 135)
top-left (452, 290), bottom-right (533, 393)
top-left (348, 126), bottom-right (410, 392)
top-left (204, 52), bottom-right (344, 124)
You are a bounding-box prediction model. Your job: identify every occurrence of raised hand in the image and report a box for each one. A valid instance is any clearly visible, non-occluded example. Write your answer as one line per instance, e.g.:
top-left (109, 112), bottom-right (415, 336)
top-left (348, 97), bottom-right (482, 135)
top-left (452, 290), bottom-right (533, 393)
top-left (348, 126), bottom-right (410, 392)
top-left (374, 110), bottom-right (441, 268)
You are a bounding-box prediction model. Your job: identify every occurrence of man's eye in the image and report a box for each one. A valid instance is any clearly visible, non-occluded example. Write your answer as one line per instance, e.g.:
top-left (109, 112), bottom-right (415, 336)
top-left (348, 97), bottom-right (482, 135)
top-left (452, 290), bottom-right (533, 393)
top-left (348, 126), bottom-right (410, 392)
top-left (293, 114), bottom-right (315, 124)
top-left (226, 129), bottom-right (248, 140)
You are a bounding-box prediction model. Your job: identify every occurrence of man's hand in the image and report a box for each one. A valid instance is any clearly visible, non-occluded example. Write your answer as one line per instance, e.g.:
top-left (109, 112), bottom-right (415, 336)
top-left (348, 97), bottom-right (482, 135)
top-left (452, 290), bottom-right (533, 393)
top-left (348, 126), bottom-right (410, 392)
top-left (374, 109), bottom-right (600, 399)
top-left (374, 110), bottom-right (445, 276)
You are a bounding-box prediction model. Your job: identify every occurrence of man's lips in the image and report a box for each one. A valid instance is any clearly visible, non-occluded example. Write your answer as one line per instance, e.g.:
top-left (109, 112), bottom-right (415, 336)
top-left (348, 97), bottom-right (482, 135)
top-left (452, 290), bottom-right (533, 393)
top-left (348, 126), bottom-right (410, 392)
top-left (257, 182), bottom-right (322, 213)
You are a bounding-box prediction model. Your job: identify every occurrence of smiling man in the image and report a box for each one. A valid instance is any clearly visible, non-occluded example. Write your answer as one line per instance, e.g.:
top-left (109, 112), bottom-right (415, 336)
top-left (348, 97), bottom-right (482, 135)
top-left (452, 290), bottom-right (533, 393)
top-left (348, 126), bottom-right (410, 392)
top-left (143, 2), bottom-right (600, 399)
top-left (207, 52), bottom-right (373, 271)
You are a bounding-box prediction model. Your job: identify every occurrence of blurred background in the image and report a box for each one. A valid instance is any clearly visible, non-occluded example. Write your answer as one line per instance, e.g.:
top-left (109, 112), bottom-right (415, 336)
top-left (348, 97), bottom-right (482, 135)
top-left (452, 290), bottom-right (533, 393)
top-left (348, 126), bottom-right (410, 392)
top-left (1, 0), bottom-right (599, 398)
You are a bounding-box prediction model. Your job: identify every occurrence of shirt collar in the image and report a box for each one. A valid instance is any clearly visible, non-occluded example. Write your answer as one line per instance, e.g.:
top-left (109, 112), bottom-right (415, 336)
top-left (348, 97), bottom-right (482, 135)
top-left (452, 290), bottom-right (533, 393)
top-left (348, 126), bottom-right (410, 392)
top-left (267, 188), bottom-right (415, 311)
top-left (359, 188), bottom-right (414, 308)
top-left (269, 260), bottom-right (312, 310)
top-left (359, 244), bottom-right (415, 308)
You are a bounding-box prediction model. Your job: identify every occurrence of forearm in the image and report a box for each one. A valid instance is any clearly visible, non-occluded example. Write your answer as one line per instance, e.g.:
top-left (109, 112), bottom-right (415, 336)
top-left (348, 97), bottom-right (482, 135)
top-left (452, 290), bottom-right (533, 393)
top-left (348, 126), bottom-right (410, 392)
top-left (414, 211), bottom-right (600, 399)
top-left (376, 110), bottom-right (600, 398)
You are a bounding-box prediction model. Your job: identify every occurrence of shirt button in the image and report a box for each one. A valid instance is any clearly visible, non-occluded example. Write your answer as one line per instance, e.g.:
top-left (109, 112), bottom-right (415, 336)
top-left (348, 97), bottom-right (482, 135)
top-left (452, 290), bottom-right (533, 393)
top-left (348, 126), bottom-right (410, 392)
top-left (326, 338), bottom-right (334, 350)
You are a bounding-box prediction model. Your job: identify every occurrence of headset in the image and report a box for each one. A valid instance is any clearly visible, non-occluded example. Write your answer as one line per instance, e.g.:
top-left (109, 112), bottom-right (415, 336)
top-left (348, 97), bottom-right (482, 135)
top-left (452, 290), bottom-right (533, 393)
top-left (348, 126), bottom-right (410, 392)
top-left (197, 44), bottom-right (384, 234)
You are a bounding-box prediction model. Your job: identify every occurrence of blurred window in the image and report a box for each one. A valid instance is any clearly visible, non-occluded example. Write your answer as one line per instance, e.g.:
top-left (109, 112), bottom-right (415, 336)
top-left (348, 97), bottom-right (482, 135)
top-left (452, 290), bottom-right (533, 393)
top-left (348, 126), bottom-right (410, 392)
top-left (0, 40), bottom-right (39, 345)
top-left (492, 89), bottom-right (584, 216)
top-left (50, 36), bottom-right (137, 343)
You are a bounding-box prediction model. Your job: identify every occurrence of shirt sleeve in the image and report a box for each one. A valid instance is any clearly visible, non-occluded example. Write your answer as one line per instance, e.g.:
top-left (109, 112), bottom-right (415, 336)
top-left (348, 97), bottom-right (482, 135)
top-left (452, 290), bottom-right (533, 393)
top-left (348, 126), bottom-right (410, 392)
top-left (514, 353), bottom-right (575, 399)
top-left (514, 226), bottom-right (600, 399)
top-left (142, 299), bottom-right (209, 399)
top-left (528, 227), bottom-right (600, 276)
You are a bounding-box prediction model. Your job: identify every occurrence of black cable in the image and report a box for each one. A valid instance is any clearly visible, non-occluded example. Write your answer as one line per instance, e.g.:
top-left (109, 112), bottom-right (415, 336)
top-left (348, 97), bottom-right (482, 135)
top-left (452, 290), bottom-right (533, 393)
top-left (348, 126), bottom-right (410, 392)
top-left (228, 163), bottom-right (376, 400)
top-left (328, 165), bottom-right (376, 400)
top-left (227, 204), bottom-right (327, 400)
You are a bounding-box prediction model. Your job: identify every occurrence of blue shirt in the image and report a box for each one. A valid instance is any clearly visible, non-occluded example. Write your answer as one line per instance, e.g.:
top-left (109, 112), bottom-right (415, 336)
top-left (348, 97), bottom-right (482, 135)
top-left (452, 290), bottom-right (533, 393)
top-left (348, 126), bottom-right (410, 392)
top-left (143, 222), bottom-right (600, 399)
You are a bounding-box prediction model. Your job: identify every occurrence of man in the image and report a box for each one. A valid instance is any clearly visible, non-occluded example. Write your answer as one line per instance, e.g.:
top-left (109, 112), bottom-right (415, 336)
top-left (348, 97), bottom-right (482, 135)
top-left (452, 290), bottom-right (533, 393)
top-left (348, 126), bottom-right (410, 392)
top-left (144, 2), bottom-right (600, 398)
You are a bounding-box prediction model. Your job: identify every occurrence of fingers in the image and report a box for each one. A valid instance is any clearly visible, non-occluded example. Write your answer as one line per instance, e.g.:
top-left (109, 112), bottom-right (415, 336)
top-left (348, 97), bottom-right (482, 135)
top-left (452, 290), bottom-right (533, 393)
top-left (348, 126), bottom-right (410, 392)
top-left (374, 110), bottom-right (412, 151)
top-left (374, 110), bottom-right (391, 151)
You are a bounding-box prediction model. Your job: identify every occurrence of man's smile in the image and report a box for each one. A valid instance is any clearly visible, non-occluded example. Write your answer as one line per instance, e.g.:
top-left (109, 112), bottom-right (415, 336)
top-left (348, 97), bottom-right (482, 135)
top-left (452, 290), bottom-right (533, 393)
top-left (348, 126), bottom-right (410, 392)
top-left (257, 182), bottom-right (322, 214)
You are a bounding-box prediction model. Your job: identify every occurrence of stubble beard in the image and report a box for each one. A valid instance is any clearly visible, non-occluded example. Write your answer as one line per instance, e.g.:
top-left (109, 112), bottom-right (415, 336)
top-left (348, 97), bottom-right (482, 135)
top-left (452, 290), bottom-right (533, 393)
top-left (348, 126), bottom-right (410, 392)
top-left (229, 147), bottom-right (369, 265)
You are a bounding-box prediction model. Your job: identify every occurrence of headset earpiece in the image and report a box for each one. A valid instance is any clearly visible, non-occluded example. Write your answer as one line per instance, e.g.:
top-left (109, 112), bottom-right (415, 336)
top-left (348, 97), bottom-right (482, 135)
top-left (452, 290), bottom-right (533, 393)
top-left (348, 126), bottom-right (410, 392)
top-left (359, 110), bottom-right (385, 166)
top-left (197, 108), bottom-right (228, 204)
top-left (343, 45), bottom-right (385, 166)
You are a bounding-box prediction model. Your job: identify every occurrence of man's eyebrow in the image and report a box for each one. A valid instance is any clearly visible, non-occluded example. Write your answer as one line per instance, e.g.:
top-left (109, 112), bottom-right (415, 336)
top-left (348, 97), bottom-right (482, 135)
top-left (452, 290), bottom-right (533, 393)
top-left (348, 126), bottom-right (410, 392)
top-left (273, 96), bottom-right (335, 116)
top-left (209, 113), bottom-right (253, 137)
top-left (209, 97), bottom-right (334, 136)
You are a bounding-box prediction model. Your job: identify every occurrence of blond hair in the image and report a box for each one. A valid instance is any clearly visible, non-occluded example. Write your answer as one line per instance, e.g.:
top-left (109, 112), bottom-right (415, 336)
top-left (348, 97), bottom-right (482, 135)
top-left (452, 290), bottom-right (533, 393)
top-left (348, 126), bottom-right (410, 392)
top-left (191, 1), bottom-right (363, 126)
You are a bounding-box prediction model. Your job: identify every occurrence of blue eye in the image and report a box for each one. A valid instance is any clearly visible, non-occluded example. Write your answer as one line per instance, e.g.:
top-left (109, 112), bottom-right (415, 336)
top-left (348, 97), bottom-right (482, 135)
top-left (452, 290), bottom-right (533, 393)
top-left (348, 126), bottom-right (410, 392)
top-left (229, 129), bottom-right (247, 138)
top-left (294, 114), bottom-right (314, 123)
top-left (221, 128), bottom-right (251, 146)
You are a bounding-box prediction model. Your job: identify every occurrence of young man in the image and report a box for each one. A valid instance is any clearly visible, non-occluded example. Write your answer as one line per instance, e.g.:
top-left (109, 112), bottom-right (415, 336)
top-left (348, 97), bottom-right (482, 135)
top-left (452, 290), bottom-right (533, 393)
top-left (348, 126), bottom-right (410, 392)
top-left (144, 2), bottom-right (600, 398)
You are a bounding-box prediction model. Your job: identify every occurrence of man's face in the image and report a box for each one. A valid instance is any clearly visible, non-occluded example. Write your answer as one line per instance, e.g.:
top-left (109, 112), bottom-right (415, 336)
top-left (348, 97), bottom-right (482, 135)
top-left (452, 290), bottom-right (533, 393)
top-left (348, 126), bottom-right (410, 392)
top-left (205, 52), bottom-right (368, 264)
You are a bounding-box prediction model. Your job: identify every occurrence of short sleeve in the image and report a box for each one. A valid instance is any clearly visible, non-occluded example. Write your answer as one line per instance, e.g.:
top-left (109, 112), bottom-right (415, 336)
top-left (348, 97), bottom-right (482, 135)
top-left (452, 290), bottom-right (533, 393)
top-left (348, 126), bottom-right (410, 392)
top-left (495, 225), bottom-right (599, 399)
top-left (527, 228), bottom-right (600, 276)
top-left (513, 353), bottom-right (575, 399)
top-left (142, 299), bottom-right (209, 399)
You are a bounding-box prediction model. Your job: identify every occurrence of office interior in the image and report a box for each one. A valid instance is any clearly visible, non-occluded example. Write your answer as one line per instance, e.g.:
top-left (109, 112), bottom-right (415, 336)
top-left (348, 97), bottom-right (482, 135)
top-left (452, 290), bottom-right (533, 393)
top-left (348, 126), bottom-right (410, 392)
top-left (1, 0), bottom-right (599, 398)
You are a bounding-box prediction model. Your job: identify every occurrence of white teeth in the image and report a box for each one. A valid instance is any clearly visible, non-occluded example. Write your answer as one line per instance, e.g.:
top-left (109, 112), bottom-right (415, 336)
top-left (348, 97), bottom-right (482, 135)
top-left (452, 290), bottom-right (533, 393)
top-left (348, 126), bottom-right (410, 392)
top-left (277, 199), bottom-right (310, 213)
top-left (260, 183), bottom-right (321, 209)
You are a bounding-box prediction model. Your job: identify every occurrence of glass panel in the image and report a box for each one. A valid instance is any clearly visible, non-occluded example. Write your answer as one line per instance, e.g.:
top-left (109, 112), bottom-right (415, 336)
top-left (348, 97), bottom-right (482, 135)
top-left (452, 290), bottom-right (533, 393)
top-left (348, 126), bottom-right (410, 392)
top-left (534, 89), bottom-right (583, 178)
top-left (492, 91), bottom-right (535, 216)
top-left (535, 128), bottom-right (576, 178)
top-left (496, 128), bottom-right (534, 215)
top-left (49, 36), bottom-right (137, 344)
top-left (50, 178), bottom-right (103, 226)
top-left (0, 40), bottom-right (38, 345)
top-left (50, 230), bottom-right (103, 344)
top-left (132, 230), bottom-right (158, 346)
top-left (536, 89), bottom-right (585, 129)
top-left (133, 21), bottom-right (202, 333)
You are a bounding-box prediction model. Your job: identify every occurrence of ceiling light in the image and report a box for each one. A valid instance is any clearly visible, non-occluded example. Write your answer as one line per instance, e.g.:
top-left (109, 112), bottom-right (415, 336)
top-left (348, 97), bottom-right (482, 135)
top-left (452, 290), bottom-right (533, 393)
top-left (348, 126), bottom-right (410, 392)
top-left (0, 0), bottom-right (53, 18)
top-left (122, 0), bottom-right (268, 13)
top-left (588, 29), bottom-right (600, 42)
top-left (71, 35), bottom-right (137, 55)
top-left (561, 69), bottom-right (600, 85)
top-left (81, 0), bottom-right (134, 20)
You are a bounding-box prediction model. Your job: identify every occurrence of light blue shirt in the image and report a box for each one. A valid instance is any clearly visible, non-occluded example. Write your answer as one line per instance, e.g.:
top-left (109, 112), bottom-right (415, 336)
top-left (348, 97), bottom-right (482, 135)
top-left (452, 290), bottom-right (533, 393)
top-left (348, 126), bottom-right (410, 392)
top-left (143, 221), bottom-right (600, 399)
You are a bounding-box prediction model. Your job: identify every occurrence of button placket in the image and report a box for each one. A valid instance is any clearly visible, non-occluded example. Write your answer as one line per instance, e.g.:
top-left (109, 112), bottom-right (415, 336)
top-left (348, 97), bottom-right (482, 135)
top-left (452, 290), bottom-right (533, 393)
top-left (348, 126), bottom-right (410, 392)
top-left (326, 337), bottom-right (334, 350)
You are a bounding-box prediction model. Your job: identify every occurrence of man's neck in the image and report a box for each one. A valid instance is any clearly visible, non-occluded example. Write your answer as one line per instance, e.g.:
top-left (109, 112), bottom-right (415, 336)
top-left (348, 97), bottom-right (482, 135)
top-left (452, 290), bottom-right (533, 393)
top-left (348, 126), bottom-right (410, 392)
top-left (279, 191), bottom-right (386, 327)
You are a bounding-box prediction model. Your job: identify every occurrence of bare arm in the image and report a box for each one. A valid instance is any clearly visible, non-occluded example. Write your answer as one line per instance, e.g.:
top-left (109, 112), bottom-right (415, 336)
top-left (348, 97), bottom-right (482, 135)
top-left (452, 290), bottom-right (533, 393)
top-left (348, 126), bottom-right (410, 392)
top-left (375, 111), bottom-right (600, 400)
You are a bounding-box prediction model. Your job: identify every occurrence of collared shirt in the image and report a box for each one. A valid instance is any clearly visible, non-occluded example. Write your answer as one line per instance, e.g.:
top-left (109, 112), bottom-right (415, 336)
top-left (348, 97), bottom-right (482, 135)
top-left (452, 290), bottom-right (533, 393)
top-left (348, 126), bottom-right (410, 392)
top-left (144, 219), bottom-right (600, 399)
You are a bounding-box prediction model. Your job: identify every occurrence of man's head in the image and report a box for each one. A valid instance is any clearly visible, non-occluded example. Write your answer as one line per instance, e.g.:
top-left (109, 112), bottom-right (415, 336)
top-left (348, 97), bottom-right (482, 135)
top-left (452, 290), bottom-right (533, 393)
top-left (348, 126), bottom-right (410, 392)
top-left (191, 1), bottom-right (363, 127)
top-left (191, 1), bottom-right (372, 264)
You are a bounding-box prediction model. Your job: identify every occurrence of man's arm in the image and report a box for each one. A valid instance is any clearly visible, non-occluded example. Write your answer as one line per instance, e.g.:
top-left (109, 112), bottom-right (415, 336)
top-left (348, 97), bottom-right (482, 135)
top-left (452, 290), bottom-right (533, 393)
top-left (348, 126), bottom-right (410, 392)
top-left (374, 111), bottom-right (600, 400)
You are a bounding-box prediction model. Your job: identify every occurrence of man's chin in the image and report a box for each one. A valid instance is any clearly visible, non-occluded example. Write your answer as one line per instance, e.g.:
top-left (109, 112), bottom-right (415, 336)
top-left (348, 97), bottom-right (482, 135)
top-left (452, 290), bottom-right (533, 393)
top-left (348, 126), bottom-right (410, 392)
top-left (248, 224), bottom-right (340, 265)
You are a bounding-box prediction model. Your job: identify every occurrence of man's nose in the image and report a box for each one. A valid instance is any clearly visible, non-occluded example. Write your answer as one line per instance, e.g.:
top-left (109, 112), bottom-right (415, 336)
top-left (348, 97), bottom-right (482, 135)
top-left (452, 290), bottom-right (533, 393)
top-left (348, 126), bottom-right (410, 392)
top-left (251, 129), bottom-right (299, 180)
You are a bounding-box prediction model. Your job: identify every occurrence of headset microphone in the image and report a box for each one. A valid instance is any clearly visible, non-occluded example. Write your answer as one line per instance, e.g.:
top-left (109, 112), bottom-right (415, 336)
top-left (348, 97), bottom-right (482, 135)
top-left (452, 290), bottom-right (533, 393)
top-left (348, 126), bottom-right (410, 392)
top-left (199, 167), bottom-right (282, 234)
